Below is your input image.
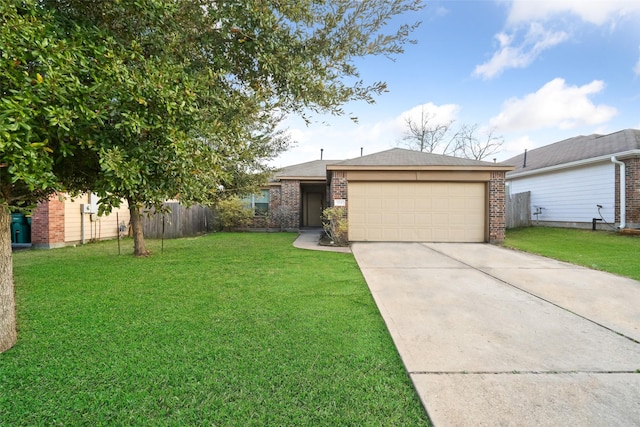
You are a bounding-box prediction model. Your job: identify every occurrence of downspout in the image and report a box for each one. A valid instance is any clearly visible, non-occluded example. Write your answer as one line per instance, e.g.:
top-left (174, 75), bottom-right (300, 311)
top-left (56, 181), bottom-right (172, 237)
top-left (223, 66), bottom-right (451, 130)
top-left (611, 156), bottom-right (626, 229)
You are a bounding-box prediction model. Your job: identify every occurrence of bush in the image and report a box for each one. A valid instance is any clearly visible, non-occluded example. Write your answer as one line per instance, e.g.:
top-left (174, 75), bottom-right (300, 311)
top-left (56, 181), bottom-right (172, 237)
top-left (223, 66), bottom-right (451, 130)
top-left (322, 206), bottom-right (348, 246)
top-left (217, 197), bottom-right (254, 230)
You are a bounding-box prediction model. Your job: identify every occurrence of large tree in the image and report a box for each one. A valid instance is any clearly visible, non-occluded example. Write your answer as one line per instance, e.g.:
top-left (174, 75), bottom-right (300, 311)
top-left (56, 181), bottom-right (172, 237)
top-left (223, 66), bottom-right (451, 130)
top-left (401, 105), bottom-right (457, 154)
top-left (0, 1), bottom-right (128, 352)
top-left (401, 109), bottom-right (504, 160)
top-left (46, 0), bottom-right (423, 256)
top-left (453, 124), bottom-right (504, 161)
top-left (1, 0), bottom-right (422, 351)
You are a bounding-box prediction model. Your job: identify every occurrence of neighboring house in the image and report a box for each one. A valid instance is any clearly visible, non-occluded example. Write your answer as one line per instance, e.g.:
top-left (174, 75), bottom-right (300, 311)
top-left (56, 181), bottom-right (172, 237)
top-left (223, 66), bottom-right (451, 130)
top-left (29, 193), bottom-right (130, 249)
top-left (265, 148), bottom-right (513, 243)
top-left (503, 129), bottom-right (640, 230)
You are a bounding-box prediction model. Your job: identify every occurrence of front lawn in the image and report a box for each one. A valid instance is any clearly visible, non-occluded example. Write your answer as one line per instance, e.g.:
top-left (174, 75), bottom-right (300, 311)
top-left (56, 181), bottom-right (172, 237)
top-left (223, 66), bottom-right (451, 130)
top-left (1, 233), bottom-right (430, 426)
top-left (504, 227), bottom-right (640, 280)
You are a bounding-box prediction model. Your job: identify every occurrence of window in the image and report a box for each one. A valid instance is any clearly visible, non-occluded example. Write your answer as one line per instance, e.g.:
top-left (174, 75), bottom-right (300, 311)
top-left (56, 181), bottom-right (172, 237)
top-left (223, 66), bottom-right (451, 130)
top-left (242, 190), bottom-right (269, 216)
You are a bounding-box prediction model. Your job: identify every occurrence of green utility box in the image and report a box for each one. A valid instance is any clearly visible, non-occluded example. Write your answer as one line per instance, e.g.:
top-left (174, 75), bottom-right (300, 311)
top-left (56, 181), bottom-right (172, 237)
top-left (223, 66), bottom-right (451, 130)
top-left (10, 213), bottom-right (31, 244)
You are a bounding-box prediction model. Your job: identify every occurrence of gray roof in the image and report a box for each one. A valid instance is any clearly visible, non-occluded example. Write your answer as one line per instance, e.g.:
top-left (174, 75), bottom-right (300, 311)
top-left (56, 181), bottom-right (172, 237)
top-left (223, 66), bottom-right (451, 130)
top-left (504, 129), bottom-right (640, 175)
top-left (272, 159), bottom-right (341, 180)
top-left (331, 148), bottom-right (502, 167)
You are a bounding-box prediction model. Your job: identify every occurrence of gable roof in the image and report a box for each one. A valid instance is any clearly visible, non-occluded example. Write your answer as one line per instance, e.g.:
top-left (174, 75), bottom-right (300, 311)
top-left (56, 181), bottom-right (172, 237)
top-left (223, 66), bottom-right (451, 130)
top-left (271, 159), bottom-right (341, 181)
top-left (504, 129), bottom-right (640, 177)
top-left (328, 147), bottom-right (513, 170)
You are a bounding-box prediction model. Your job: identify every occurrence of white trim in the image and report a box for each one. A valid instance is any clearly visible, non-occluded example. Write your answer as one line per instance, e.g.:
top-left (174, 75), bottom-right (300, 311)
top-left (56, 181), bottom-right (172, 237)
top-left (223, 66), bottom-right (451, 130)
top-left (506, 149), bottom-right (640, 179)
top-left (611, 156), bottom-right (626, 229)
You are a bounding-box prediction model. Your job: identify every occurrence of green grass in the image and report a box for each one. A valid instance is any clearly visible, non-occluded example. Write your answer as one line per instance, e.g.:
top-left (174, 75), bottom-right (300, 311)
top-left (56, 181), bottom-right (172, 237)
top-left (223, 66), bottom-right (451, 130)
top-left (504, 227), bottom-right (640, 280)
top-left (1, 233), bottom-right (430, 426)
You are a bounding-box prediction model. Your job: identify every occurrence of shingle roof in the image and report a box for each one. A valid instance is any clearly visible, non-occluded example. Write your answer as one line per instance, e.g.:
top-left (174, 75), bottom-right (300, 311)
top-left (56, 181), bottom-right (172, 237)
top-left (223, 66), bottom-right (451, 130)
top-left (272, 159), bottom-right (341, 180)
top-left (330, 147), bottom-right (501, 167)
top-left (503, 129), bottom-right (640, 176)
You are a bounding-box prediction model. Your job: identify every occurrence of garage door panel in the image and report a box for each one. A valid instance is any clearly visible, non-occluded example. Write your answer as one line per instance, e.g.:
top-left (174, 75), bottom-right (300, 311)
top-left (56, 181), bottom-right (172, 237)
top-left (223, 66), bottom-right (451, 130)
top-left (366, 213), bottom-right (382, 225)
top-left (350, 228), bottom-right (365, 241)
top-left (433, 198), bottom-right (450, 209)
top-left (398, 199), bottom-right (415, 210)
top-left (416, 228), bottom-right (433, 241)
top-left (383, 212), bottom-right (398, 221)
top-left (433, 213), bottom-right (450, 226)
top-left (348, 182), bottom-right (485, 242)
top-left (366, 198), bottom-right (383, 210)
top-left (399, 213), bottom-right (415, 225)
top-left (415, 199), bottom-right (432, 210)
top-left (415, 213), bottom-right (432, 226)
top-left (367, 228), bottom-right (383, 240)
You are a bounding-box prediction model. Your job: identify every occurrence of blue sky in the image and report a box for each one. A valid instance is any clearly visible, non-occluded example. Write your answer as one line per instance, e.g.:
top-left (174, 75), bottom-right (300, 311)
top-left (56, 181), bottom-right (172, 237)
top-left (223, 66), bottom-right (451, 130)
top-left (272, 0), bottom-right (640, 167)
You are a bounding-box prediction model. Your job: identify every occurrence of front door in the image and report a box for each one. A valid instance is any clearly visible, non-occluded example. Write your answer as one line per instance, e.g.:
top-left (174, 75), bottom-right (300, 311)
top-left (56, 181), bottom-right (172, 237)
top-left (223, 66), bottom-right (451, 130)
top-left (304, 192), bottom-right (323, 227)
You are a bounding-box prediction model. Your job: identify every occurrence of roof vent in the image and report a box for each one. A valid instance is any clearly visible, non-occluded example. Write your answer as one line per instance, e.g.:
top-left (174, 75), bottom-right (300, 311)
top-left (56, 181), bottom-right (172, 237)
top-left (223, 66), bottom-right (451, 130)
top-left (523, 149), bottom-right (527, 168)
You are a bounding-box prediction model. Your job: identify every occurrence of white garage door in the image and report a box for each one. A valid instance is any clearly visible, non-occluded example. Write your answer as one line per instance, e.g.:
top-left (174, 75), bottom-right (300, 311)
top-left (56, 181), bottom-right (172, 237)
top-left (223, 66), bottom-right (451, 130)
top-left (348, 182), bottom-right (486, 242)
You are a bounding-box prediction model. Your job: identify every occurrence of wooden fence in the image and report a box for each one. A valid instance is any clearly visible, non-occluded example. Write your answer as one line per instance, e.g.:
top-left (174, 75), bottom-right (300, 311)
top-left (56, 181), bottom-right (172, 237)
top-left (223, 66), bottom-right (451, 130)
top-left (506, 191), bottom-right (531, 229)
top-left (143, 203), bottom-right (216, 239)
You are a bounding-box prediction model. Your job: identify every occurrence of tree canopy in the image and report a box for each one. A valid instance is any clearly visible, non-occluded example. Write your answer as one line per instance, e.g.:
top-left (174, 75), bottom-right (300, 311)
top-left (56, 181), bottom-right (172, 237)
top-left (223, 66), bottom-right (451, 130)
top-left (1, 0), bottom-right (423, 351)
top-left (39, 0), bottom-right (422, 255)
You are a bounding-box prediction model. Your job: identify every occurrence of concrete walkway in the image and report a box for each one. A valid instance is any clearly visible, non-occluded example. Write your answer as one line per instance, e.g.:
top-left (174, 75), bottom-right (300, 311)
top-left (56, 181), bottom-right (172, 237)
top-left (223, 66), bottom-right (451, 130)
top-left (351, 242), bottom-right (640, 426)
top-left (292, 229), bottom-right (351, 253)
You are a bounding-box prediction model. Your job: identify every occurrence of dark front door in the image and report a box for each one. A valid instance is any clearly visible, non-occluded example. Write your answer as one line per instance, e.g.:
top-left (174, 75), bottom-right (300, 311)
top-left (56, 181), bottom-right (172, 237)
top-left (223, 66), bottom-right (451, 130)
top-left (304, 192), bottom-right (323, 227)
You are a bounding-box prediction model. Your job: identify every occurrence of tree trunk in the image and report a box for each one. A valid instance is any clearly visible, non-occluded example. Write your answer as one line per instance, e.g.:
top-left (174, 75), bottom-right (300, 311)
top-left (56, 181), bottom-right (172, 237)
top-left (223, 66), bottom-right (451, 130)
top-left (0, 204), bottom-right (17, 353)
top-left (128, 199), bottom-right (149, 257)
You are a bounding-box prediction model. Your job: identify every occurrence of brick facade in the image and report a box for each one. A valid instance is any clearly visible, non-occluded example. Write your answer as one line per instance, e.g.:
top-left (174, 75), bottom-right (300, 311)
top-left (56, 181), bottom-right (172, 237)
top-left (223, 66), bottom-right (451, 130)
top-left (615, 157), bottom-right (640, 228)
top-left (488, 171), bottom-right (507, 243)
top-left (274, 180), bottom-right (300, 230)
top-left (31, 194), bottom-right (65, 248)
top-left (329, 171), bottom-right (348, 204)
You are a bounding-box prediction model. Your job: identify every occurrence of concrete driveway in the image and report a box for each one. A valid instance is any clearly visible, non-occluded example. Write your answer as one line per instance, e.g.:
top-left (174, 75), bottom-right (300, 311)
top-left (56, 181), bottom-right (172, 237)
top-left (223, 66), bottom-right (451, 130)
top-left (351, 242), bottom-right (640, 426)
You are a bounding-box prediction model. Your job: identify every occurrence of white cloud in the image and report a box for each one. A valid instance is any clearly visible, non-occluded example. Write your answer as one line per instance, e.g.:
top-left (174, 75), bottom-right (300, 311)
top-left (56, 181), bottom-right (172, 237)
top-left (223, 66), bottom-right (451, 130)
top-left (474, 23), bottom-right (568, 79)
top-left (499, 134), bottom-right (539, 160)
top-left (506, 0), bottom-right (640, 26)
top-left (489, 78), bottom-right (618, 132)
top-left (397, 102), bottom-right (460, 130)
top-left (475, 1), bottom-right (640, 79)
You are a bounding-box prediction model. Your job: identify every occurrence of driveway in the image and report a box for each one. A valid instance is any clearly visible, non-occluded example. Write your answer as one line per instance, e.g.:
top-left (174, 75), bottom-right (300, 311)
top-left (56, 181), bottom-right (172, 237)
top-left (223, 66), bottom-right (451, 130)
top-left (351, 242), bottom-right (640, 426)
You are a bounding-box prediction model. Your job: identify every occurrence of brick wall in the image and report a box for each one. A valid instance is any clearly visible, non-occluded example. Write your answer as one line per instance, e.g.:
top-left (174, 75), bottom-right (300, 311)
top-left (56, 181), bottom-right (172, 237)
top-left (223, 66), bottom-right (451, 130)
top-left (614, 157), bottom-right (640, 228)
top-left (489, 171), bottom-right (507, 243)
top-left (329, 171), bottom-right (348, 203)
top-left (267, 185), bottom-right (281, 229)
top-left (278, 180), bottom-right (301, 230)
top-left (31, 194), bottom-right (65, 248)
top-left (625, 157), bottom-right (640, 226)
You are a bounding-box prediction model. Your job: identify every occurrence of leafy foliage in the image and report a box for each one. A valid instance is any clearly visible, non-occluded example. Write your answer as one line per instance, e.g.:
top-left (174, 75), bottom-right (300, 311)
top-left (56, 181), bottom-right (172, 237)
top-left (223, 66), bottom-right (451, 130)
top-left (1, 0), bottom-right (423, 348)
top-left (323, 206), bottom-right (349, 246)
top-left (216, 197), bottom-right (255, 231)
top-left (0, 1), bottom-right (123, 208)
top-left (0, 0), bottom-right (128, 352)
top-left (41, 0), bottom-right (422, 254)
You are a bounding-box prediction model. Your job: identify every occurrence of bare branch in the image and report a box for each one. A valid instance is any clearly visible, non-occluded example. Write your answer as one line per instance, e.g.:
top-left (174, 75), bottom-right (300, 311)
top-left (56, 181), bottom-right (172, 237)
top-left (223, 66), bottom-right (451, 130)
top-left (400, 106), bottom-right (453, 153)
top-left (454, 124), bottom-right (504, 160)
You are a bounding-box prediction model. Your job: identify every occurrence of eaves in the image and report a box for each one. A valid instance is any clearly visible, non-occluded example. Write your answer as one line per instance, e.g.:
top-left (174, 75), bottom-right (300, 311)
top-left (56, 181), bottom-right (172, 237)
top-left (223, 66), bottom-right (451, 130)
top-left (506, 149), bottom-right (640, 180)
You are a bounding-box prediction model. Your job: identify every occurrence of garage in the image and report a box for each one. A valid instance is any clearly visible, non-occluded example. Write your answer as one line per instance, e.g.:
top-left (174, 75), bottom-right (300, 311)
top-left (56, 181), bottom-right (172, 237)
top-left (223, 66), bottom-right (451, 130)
top-left (348, 181), bottom-right (486, 242)
top-left (326, 148), bottom-right (514, 243)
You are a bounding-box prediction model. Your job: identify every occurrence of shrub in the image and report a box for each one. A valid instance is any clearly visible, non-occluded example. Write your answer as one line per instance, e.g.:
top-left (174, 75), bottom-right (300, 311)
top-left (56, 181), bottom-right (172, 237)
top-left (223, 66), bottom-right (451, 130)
top-left (322, 206), bottom-right (348, 246)
top-left (217, 197), bottom-right (254, 230)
